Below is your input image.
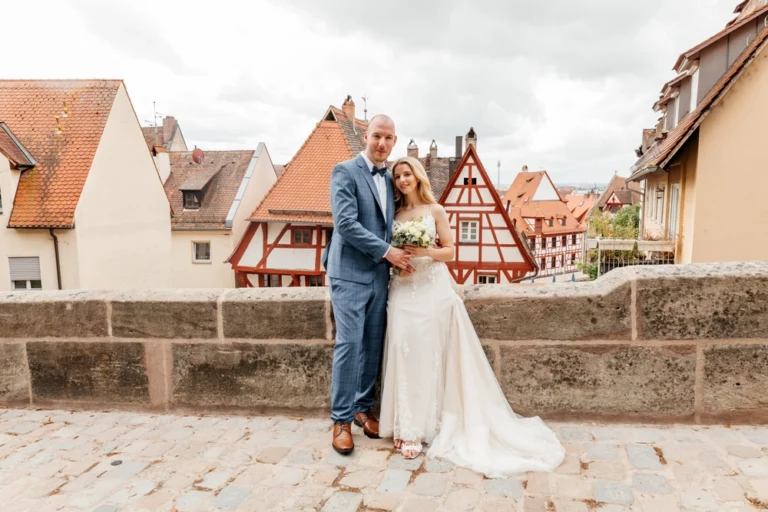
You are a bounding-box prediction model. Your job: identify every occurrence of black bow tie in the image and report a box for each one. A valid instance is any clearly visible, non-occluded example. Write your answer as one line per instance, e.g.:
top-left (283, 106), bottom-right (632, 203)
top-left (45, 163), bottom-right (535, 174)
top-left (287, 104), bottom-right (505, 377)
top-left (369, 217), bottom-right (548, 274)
top-left (371, 166), bottom-right (387, 177)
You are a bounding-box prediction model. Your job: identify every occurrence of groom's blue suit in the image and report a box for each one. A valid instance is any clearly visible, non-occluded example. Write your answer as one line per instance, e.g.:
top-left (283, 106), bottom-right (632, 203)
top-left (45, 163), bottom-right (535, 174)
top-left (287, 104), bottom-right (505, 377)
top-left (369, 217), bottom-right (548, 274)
top-left (322, 153), bottom-right (395, 424)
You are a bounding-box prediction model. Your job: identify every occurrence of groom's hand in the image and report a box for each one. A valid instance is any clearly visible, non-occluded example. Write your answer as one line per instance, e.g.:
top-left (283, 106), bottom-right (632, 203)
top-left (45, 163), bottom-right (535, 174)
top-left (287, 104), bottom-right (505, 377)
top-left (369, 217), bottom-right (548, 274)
top-left (386, 246), bottom-right (411, 271)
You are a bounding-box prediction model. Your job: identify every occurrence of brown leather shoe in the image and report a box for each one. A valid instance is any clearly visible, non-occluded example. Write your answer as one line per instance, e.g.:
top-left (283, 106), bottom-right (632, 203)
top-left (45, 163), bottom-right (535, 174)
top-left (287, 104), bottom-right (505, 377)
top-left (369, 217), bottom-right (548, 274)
top-left (353, 410), bottom-right (380, 439)
top-left (332, 422), bottom-right (354, 455)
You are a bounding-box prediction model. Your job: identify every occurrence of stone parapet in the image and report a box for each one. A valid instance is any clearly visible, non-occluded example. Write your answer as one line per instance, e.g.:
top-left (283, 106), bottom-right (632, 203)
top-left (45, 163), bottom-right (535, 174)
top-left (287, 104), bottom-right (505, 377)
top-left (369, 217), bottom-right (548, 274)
top-left (1, 261), bottom-right (767, 423)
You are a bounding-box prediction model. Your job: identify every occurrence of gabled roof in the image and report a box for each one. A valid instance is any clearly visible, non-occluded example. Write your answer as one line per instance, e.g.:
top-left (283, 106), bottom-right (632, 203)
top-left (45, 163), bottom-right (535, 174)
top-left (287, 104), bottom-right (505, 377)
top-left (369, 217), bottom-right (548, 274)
top-left (631, 27), bottom-right (768, 180)
top-left (141, 116), bottom-right (186, 153)
top-left (0, 80), bottom-right (122, 228)
top-left (595, 175), bottom-right (641, 210)
top-left (673, 4), bottom-right (768, 71)
top-left (501, 170), bottom-right (564, 207)
top-left (0, 122), bottom-right (36, 169)
top-left (439, 144), bottom-right (538, 275)
top-left (164, 150), bottom-right (255, 230)
top-left (248, 101), bottom-right (368, 224)
top-left (565, 193), bottom-right (598, 222)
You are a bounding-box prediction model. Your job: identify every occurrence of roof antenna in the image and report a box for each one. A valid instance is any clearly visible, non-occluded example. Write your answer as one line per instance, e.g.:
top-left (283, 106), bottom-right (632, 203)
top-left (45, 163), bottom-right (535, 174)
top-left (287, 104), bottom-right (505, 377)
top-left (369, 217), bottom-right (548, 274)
top-left (497, 160), bottom-right (501, 187)
top-left (143, 101), bottom-right (163, 146)
top-left (361, 95), bottom-right (369, 121)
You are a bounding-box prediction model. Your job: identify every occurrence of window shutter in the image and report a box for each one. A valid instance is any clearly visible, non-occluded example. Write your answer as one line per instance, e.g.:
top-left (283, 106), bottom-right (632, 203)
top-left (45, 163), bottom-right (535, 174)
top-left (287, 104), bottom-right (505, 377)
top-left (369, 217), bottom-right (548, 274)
top-left (9, 257), bottom-right (41, 280)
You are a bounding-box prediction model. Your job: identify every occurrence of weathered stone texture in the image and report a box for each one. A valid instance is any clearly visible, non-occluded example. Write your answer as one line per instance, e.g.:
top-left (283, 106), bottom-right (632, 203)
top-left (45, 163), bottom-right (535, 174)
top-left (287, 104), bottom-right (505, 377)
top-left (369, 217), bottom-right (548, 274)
top-left (0, 343), bottom-right (28, 404)
top-left (27, 341), bottom-right (149, 403)
top-left (111, 290), bottom-right (220, 339)
top-left (703, 344), bottom-right (768, 413)
top-left (172, 342), bottom-right (333, 409)
top-left (636, 273), bottom-right (768, 340)
top-left (464, 283), bottom-right (631, 341)
top-left (500, 345), bottom-right (696, 415)
top-left (223, 288), bottom-right (328, 340)
top-left (0, 292), bottom-right (108, 338)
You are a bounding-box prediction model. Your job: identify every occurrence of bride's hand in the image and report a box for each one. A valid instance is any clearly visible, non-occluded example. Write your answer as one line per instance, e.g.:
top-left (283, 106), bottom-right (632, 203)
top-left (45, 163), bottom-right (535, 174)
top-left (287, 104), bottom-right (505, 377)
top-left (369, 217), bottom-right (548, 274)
top-left (403, 245), bottom-right (432, 258)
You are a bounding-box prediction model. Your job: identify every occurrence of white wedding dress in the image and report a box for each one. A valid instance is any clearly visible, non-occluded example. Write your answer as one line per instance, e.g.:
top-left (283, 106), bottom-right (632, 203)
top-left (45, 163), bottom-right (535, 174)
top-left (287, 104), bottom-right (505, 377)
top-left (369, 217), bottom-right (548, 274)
top-left (379, 214), bottom-right (565, 477)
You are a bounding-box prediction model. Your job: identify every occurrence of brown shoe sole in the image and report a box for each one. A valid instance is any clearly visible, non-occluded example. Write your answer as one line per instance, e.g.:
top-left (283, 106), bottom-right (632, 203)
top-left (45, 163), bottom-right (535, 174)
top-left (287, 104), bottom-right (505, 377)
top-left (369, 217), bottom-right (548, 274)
top-left (332, 442), bottom-right (354, 455)
top-left (353, 418), bottom-right (381, 439)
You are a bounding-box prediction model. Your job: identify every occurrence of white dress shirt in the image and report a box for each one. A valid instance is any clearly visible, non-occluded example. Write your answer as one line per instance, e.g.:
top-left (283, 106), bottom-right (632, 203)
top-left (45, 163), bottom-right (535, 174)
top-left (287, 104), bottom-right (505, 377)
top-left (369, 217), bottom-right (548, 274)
top-left (360, 152), bottom-right (391, 259)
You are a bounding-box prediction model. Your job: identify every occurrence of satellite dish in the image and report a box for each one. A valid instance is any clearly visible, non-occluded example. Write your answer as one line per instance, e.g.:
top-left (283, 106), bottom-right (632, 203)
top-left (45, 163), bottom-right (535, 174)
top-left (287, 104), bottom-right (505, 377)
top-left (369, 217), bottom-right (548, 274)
top-left (192, 146), bottom-right (204, 164)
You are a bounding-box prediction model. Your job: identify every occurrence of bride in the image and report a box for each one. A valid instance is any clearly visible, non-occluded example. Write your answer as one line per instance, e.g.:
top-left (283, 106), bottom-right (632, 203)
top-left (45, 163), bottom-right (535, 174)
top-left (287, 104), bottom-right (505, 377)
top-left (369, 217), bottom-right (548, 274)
top-left (378, 156), bottom-right (565, 477)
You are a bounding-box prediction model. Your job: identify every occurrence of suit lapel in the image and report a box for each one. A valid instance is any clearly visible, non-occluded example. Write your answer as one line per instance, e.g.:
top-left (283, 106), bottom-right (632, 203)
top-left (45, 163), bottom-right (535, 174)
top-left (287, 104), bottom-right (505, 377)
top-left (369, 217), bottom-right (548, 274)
top-left (386, 172), bottom-right (395, 233)
top-left (357, 154), bottom-right (385, 217)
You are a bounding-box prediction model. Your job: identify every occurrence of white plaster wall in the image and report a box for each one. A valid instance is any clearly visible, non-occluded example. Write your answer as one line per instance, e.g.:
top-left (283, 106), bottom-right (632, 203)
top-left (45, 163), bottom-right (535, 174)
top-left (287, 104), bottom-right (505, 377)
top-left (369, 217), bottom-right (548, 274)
top-left (74, 83), bottom-right (172, 289)
top-left (231, 145), bottom-right (278, 245)
top-left (267, 248), bottom-right (316, 270)
top-left (171, 230), bottom-right (234, 287)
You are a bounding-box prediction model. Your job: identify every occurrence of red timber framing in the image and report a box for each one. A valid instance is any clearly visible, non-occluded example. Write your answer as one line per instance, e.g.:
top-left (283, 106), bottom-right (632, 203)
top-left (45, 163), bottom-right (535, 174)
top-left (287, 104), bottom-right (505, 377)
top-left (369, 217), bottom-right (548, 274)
top-left (228, 221), bottom-right (331, 288)
top-left (438, 144), bottom-right (536, 284)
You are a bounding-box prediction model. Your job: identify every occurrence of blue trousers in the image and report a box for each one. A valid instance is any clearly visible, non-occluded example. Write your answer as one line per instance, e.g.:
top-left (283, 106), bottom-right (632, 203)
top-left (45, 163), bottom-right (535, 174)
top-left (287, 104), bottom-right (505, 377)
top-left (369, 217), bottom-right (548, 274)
top-left (329, 267), bottom-right (389, 424)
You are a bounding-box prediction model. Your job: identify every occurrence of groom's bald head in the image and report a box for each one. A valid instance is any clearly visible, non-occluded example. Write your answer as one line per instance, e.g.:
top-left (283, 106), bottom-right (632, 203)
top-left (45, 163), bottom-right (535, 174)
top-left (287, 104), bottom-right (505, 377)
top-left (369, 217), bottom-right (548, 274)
top-left (364, 114), bottom-right (397, 166)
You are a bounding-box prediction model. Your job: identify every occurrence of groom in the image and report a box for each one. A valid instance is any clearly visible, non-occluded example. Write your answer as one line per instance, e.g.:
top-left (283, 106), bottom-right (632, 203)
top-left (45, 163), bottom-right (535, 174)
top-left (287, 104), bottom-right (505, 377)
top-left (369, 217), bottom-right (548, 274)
top-left (321, 114), bottom-right (413, 455)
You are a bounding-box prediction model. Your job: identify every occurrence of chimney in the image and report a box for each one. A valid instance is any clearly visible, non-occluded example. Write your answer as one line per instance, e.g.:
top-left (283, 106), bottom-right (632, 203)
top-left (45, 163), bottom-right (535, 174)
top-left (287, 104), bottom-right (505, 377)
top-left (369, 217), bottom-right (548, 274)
top-left (455, 136), bottom-right (462, 158)
top-left (429, 140), bottom-right (438, 159)
top-left (522, 164), bottom-right (529, 172)
top-left (465, 127), bottom-right (477, 149)
top-left (162, 116), bottom-right (177, 144)
top-left (535, 218), bottom-right (542, 235)
top-left (641, 128), bottom-right (656, 153)
top-left (407, 139), bottom-right (419, 158)
top-left (341, 95), bottom-right (355, 122)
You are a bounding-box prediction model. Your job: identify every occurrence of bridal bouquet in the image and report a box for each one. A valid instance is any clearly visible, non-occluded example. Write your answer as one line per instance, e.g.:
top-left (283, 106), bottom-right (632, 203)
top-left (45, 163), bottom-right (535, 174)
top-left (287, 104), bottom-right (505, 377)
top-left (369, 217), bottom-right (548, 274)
top-left (392, 217), bottom-right (433, 248)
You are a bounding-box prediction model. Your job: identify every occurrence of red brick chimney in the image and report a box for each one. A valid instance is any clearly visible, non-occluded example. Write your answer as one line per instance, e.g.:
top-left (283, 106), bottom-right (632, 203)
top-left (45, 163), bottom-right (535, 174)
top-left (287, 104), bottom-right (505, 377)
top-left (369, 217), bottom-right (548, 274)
top-left (341, 95), bottom-right (355, 121)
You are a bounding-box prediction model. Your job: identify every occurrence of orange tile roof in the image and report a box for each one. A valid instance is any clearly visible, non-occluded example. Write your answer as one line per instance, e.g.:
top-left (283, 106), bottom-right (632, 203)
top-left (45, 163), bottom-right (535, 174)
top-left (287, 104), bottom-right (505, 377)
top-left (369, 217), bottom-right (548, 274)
top-left (0, 80), bottom-right (121, 228)
top-left (632, 26), bottom-right (768, 179)
top-left (164, 150), bottom-right (255, 229)
top-left (595, 175), bottom-right (641, 210)
top-left (249, 104), bottom-right (367, 224)
top-left (501, 170), bottom-right (583, 236)
top-left (0, 123), bottom-right (35, 168)
top-left (565, 193), bottom-right (598, 222)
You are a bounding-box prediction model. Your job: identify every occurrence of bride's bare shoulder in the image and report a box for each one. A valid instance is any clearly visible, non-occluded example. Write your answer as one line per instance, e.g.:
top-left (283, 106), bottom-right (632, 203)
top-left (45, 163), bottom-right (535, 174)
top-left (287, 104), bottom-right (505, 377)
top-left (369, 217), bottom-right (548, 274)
top-left (429, 203), bottom-right (447, 218)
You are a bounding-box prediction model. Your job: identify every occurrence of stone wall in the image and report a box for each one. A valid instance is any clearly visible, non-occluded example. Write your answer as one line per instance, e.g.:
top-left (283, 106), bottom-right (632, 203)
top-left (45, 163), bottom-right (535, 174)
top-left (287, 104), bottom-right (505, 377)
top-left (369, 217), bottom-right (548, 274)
top-left (1, 262), bottom-right (767, 423)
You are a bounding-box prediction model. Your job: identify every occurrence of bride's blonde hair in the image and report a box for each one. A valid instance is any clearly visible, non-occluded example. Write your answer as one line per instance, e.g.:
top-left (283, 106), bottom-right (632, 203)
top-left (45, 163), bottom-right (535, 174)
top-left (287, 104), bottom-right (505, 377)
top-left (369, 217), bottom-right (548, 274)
top-left (392, 156), bottom-right (437, 211)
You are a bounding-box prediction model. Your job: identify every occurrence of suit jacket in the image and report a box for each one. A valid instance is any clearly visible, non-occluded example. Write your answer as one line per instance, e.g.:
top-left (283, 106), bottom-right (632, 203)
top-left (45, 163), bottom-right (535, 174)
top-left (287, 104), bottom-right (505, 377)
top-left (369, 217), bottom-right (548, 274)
top-left (322, 153), bottom-right (395, 284)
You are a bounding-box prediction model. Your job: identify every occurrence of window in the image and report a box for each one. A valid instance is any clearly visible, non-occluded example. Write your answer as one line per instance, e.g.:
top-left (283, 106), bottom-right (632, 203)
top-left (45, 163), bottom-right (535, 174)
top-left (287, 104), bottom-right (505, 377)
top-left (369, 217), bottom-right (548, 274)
top-left (547, 219), bottom-right (554, 227)
top-left (183, 191), bottom-right (201, 210)
top-left (306, 275), bottom-right (323, 287)
top-left (478, 275), bottom-right (497, 284)
top-left (192, 242), bottom-right (211, 262)
top-left (459, 221), bottom-right (479, 243)
top-left (293, 229), bottom-right (312, 245)
top-left (560, 218), bottom-right (566, 227)
top-left (462, 178), bottom-right (477, 185)
top-left (550, 256), bottom-right (556, 268)
top-left (561, 236), bottom-right (567, 246)
top-left (570, 253), bottom-right (576, 264)
top-left (542, 237), bottom-right (548, 249)
top-left (260, 274), bottom-right (281, 287)
top-left (571, 234), bottom-right (577, 245)
top-left (540, 258), bottom-right (546, 269)
top-left (9, 257), bottom-right (42, 291)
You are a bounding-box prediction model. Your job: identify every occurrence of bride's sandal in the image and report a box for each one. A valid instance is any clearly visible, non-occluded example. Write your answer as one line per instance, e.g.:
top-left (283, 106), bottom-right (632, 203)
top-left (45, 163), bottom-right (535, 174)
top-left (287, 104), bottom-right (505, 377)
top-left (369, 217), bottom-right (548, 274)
top-left (401, 441), bottom-right (422, 460)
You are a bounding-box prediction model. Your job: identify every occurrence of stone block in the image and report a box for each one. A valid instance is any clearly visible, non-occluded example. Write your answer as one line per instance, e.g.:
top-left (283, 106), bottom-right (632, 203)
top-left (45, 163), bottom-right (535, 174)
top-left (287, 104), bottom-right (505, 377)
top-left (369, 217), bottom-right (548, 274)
top-left (111, 290), bottom-right (220, 339)
top-left (464, 279), bottom-right (631, 341)
top-left (172, 342), bottom-right (333, 409)
top-left (222, 288), bottom-right (328, 340)
top-left (27, 342), bottom-right (149, 404)
top-left (500, 344), bottom-right (696, 416)
top-left (0, 343), bottom-right (28, 405)
top-left (703, 344), bottom-right (768, 415)
top-left (634, 263), bottom-right (768, 340)
top-left (593, 481), bottom-right (634, 506)
top-left (0, 291), bottom-right (108, 338)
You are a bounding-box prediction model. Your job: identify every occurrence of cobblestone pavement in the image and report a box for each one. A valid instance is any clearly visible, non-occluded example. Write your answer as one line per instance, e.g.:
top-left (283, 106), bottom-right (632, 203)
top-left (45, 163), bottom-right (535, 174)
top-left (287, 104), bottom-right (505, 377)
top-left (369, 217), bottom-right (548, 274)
top-left (2, 408), bottom-right (768, 511)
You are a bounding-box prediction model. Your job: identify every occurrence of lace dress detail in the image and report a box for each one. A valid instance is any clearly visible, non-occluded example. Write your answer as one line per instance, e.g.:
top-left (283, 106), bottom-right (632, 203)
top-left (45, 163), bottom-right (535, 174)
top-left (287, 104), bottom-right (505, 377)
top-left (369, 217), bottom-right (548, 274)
top-left (379, 213), bottom-right (565, 477)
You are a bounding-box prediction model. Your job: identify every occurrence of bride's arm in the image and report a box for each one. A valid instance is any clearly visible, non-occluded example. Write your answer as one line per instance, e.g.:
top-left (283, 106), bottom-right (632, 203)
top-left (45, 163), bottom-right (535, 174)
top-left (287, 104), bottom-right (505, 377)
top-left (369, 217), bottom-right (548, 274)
top-left (427, 204), bottom-right (455, 261)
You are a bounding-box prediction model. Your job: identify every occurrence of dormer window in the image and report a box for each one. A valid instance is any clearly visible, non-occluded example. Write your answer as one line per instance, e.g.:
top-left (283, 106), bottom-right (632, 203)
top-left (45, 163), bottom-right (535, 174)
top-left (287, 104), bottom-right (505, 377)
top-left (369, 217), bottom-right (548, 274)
top-left (547, 219), bottom-right (554, 227)
top-left (184, 191), bottom-right (201, 210)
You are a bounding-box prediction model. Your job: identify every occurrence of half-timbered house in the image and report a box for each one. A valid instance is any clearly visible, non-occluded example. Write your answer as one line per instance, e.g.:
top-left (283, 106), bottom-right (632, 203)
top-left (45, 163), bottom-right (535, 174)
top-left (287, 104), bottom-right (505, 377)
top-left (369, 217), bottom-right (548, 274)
top-left (438, 134), bottom-right (537, 284)
top-left (227, 96), bottom-right (367, 287)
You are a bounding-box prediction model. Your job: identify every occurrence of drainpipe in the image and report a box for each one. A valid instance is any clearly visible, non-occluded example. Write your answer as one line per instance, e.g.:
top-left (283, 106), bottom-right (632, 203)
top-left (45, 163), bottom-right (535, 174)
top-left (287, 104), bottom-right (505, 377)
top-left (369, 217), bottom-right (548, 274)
top-left (49, 229), bottom-right (62, 290)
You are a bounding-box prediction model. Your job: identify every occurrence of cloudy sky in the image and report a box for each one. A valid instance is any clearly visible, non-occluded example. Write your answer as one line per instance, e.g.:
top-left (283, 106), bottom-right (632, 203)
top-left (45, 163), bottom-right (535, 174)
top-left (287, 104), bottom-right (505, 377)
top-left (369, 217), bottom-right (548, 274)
top-left (3, 0), bottom-right (739, 185)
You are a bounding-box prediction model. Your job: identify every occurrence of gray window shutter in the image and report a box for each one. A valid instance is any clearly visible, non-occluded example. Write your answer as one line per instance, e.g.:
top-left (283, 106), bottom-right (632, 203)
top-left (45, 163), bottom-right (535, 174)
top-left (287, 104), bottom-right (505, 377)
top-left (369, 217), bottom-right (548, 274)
top-left (9, 257), bottom-right (41, 280)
